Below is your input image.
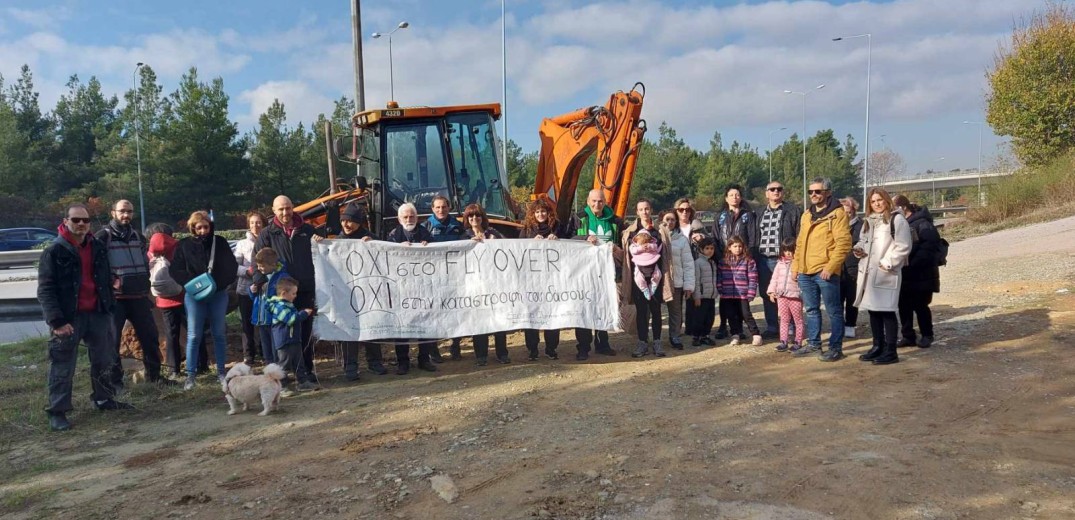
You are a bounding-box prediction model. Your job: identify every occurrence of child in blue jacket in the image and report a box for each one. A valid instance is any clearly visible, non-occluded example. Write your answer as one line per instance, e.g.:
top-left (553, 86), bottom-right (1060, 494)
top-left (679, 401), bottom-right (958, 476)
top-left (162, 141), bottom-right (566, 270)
top-left (249, 247), bottom-right (289, 364)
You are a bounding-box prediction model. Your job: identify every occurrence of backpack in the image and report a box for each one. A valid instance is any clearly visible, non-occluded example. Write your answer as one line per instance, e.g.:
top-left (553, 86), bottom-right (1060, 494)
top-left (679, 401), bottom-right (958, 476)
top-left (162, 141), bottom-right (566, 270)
top-left (149, 256), bottom-right (183, 298)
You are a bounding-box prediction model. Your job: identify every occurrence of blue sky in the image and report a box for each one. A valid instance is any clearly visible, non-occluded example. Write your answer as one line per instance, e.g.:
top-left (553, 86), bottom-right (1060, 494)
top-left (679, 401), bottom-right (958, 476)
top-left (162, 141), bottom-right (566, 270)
top-left (0, 0), bottom-right (1044, 175)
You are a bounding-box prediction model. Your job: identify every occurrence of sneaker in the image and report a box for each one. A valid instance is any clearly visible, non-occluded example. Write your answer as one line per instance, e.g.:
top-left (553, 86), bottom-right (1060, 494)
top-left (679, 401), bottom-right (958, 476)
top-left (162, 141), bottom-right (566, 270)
top-left (575, 351), bottom-right (589, 361)
top-left (280, 388), bottom-right (297, 398)
top-left (729, 336), bottom-right (740, 346)
top-left (476, 357), bottom-right (488, 367)
top-left (918, 335), bottom-right (934, 348)
top-left (701, 336), bottom-right (716, 346)
top-left (183, 375), bottom-right (196, 391)
top-left (495, 355), bottom-right (512, 365)
top-left (691, 336), bottom-right (702, 347)
top-left (792, 343), bottom-right (822, 357)
top-left (528, 352), bottom-right (539, 361)
top-left (297, 381), bottom-right (320, 392)
top-left (844, 326), bottom-right (856, 338)
top-left (544, 348), bottom-right (559, 360)
top-left (670, 338), bottom-right (685, 350)
top-left (368, 362), bottom-right (389, 375)
top-left (217, 374), bottom-right (227, 386)
top-left (787, 342), bottom-right (802, 353)
top-left (595, 348), bottom-right (617, 356)
top-left (154, 377), bottom-right (180, 387)
top-left (751, 335), bottom-right (763, 346)
top-left (714, 329), bottom-right (728, 340)
top-left (775, 341), bottom-right (789, 352)
top-left (897, 337), bottom-right (917, 348)
top-left (631, 340), bottom-right (649, 358)
top-left (344, 371), bottom-right (360, 382)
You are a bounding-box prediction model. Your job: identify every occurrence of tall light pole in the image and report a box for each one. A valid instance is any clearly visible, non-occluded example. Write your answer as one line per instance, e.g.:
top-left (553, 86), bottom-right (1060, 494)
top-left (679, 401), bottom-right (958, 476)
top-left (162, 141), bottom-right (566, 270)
top-left (784, 84), bottom-right (826, 206)
top-left (934, 157), bottom-right (945, 207)
top-left (351, 0), bottom-right (365, 180)
top-left (371, 21), bottom-right (409, 103)
top-left (768, 127), bottom-right (787, 182)
top-left (963, 121), bottom-right (984, 206)
top-left (501, 0), bottom-right (508, 182)
top-left (833, 33), bottom-right (871, 210)
top-left (133, 62), bottom-right (146, 229)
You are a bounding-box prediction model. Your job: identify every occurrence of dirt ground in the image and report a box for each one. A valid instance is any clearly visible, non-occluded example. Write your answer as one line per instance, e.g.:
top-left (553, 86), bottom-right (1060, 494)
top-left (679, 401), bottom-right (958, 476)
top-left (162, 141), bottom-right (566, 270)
top-left (3, 216), bottom-right (1075, 520)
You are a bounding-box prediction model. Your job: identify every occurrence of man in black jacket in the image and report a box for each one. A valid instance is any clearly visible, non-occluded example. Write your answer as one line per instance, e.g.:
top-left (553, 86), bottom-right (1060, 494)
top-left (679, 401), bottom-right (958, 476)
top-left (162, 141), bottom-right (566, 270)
top-left (96, 199), bottom-right (167, 389)
top-left (39, 204), bottom-right (131, 432)
top-left (753, 182), bottom-right (801, 338)
top-left (255, 195), bottom-right (327, 386)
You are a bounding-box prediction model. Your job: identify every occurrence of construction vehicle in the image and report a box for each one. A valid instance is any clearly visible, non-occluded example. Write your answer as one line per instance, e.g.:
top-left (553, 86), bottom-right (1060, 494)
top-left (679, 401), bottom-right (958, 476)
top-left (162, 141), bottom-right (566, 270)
top-left (298, 82), bottom-right (645, 236)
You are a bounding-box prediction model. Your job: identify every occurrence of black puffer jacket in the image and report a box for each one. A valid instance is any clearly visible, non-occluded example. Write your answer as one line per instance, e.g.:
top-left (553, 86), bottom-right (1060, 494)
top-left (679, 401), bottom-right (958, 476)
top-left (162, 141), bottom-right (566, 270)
top-left (902, 206), bottom-right (941, 293)
top-left (842, 216), bottom-right (864, 278)
top-left (170, 233), bottom-right (239, 295)
top-left (38, 234), bottom-right (115, 328)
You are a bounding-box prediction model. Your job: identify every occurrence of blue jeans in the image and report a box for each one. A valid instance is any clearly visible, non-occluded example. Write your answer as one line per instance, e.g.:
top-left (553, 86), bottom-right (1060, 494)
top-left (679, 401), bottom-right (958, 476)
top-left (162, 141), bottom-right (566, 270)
top-left (185, 290), bottom-right (229, 376)
top-left (798, 272), bottom-right (844, 348)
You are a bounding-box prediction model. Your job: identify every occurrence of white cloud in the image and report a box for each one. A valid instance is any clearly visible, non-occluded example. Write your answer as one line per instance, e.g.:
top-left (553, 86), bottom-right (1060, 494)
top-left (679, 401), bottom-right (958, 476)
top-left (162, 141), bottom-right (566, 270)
top-left (3, 6), bottom-right (71, 30)
top-left (237, 80), bottom-right (333, 129)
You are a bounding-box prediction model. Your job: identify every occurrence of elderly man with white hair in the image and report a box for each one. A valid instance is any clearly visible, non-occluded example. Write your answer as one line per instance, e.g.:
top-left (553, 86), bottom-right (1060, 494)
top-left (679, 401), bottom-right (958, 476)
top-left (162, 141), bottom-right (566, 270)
top-left (385, 202), bottom-right (438, 374)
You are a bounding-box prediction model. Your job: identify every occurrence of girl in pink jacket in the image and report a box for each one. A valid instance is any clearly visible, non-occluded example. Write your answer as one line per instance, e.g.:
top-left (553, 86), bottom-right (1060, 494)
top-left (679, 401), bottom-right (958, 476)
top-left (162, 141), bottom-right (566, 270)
top-left (767, 240), bottom-right (805, 352)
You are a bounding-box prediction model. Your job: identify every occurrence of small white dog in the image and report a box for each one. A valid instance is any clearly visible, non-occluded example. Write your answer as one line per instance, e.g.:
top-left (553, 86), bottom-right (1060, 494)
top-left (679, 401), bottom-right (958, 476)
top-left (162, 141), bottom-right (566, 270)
top-left (222, 362), bottom-right (285, 416)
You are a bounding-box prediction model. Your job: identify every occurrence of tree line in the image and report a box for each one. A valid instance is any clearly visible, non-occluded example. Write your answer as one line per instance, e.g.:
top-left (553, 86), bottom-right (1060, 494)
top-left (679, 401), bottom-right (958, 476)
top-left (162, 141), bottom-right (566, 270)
top-left (0, 63), bottom-right (865, 229)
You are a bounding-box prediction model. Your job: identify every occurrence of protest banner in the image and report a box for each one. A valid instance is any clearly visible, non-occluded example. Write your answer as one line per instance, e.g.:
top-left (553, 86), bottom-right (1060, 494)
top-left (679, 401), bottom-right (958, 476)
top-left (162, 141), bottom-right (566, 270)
top-left (312, 238), bottom-right (620, 341)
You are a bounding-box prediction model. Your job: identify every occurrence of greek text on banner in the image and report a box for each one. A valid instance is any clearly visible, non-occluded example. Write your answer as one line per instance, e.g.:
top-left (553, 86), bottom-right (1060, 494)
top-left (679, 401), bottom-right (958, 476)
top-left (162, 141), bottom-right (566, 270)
top-left (311, 239), bottom-right (621, 341)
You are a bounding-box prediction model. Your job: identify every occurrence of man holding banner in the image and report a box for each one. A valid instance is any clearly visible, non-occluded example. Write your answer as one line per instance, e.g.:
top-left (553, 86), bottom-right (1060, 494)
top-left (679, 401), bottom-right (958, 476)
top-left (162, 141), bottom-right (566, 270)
top-left (570, 189), bottom-right (624, 361)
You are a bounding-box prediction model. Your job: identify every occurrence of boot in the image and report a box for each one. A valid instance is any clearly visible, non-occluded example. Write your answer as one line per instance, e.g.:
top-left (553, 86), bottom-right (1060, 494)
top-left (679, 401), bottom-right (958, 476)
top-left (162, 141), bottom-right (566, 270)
top-left (859, 341), bottom-right (883, 362)
top-left (872, 342), bottom-right (900, 365)
top-left (819, 344), bottom-right (845, 362)
top-left (368, 361), bottom-right (388, 375)
top-left (48, 412), bottom-right (71, 432)
top-left (631, 340), bottom-right (649, 358)
top-left (449, 339), bottom-right (462, 360)
top-left (429, 346), bottom-right (445, 363)
top-left (652, 340), bottom-right (666, 358)
top-left (344, 363), bottom-right (360, 381)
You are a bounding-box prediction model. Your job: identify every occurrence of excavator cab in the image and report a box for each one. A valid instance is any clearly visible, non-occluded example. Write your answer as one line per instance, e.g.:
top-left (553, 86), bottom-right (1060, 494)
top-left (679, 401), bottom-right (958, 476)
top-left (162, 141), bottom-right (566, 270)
top-left (347, 103), bottom-right (520, 238)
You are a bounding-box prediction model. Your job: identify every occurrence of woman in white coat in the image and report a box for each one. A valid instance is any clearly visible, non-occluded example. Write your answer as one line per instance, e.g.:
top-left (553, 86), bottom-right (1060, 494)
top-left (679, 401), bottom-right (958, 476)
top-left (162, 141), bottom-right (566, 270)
top-left (852, 188), bottom-right (912, 365)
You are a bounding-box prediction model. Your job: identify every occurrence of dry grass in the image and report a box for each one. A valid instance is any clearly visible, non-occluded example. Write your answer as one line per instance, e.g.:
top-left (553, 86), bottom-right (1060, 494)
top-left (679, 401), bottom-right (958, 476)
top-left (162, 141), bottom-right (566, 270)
top-left (945, 200), bottom-right (1075, 242)
top-left (966, 152), bottom-right (1075, 225)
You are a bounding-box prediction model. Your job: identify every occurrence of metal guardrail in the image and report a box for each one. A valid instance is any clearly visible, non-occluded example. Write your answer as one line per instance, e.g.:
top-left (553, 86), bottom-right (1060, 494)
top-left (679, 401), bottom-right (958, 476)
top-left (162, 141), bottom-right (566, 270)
top-left (0, 250), bottom-right (42, 268)
top-left (0, 298), bottom-right (42, 322)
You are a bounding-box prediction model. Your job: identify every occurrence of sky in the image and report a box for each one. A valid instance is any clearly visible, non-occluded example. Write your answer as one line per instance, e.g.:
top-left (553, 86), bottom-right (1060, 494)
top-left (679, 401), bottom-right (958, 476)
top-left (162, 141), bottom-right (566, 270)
top-left (0, 0), bottom-right (1044, 176)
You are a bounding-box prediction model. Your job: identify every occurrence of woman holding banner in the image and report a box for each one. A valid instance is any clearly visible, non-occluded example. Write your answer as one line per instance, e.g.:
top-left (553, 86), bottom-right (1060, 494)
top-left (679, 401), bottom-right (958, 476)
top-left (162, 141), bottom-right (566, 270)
top-left (463, 203), bottom-right (511, 366)
top-left (520, 198), bottom-right (572, 361)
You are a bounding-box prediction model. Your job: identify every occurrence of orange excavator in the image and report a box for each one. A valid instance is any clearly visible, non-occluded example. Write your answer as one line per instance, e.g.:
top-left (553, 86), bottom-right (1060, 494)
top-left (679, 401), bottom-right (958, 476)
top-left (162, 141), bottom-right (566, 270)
top-left (533, 82), bottom-right (646, 223)
top-left (296, 83), bottom-right (645, 236)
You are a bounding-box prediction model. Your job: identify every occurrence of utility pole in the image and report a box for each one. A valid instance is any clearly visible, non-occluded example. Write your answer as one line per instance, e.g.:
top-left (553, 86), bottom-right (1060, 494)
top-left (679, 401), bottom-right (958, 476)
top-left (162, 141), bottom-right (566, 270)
top-left (351, 0), bottom-right (366, 180)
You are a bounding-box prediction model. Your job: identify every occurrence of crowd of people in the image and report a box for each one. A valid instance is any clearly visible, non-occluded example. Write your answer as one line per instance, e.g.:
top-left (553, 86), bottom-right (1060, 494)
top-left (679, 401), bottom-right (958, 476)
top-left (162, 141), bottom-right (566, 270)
top-left (37, 179), bottom-right (945, 431)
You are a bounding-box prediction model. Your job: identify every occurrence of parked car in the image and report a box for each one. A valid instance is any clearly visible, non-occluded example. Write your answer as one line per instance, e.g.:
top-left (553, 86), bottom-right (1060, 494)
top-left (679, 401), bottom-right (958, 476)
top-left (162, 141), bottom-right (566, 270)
top-left (0, 227), bottom-right (58, 252)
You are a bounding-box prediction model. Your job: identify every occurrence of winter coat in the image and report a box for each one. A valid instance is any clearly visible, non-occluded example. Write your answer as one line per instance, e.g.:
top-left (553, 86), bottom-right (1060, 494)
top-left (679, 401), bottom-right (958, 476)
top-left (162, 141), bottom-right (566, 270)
top-left (620, 220), bottom-right (669, 305)
top-left (853, 213), bottom-right (912, 312)
top-left (147, 232), bottom-right (183, 308)
top-left (753, 201), bottom-right (802, 259)
top-left (386, 224), bottom-right (434, 244)
top-left (233, 231), bottom-right (257, 297)
top-left (659, 227), bottom-right (696, 292)
top-left (693, 256), bottom-right (719, 300)
top-left (902, 206), bottom-right (942, 293)
top-left (842, 216), bottom-right (864, 278)
top-left (267, 296), bottom-right (309, 349)
top-left (424, 215), bottom-right (466, 242)
top-left (38, 228), bottom-right (115, 328)
top-left (718, 255), bottom-right (757, 300)
top-left (170, 233), bottom-right (239, 297)
top-left (767, 257), bottom-right (801, 299)
top-left (255, 215), bottom-right (324, 292)
top-left (463, 227), bottom-right (505, 240)
top-left (521, 220), bottom-right (572, 240)
top-left (714, 206), bottom-right (758, 254)
top-left (793, 198), bottom-right (852, 277)
top-left (679, 218), bottom-right (710, 259)
top-left (250, 265), bottom-right (289, 326)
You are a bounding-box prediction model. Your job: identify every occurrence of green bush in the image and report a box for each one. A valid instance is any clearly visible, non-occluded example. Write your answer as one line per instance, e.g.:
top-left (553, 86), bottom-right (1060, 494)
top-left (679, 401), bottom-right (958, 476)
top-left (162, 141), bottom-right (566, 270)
top-left (968, 151), bottom-right (1075, 223)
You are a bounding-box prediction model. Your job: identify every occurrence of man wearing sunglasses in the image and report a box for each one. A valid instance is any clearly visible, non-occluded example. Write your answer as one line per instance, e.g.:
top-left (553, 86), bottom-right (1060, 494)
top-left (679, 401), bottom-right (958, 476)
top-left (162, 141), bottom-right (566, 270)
top-left (793, 178), bottom-right (852, 361)
top-left (39, 204), bottom-right (131, 431)
top-left (754, 182), bottom-right (801, 339)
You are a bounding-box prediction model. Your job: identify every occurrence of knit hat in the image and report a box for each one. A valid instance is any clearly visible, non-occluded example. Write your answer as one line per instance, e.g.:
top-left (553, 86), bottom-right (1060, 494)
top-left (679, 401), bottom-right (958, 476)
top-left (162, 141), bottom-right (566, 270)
top-left (341, 203), bottom-right (368, 223)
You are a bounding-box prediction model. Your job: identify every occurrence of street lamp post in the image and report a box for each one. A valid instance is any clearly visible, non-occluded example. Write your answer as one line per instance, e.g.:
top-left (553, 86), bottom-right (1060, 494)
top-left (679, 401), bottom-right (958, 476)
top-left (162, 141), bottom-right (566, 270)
top-left (833, 33), bottom-right (871, 210)
top-left (768, 127), bottom-right (787, 182)
top-left (963, 121), bottom-right (984, 205)
top-left (133, 62), bottom-right (146, 229)
top-left (502, 0), bottom-right (508, 186)
top-left (371, 21), bottom-right (409, 102)
top-left (934, 157), bottom-right (945, 207)
top-left (784, 85), bottom-right (826, 206)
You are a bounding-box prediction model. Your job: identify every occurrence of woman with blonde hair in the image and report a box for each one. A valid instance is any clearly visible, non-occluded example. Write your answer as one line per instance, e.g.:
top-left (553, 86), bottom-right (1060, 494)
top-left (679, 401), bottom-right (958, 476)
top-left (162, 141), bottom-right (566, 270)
top-left (169, 211), bottom-right (238, 389)
top-left (852, 189), bottom-right (912, 365)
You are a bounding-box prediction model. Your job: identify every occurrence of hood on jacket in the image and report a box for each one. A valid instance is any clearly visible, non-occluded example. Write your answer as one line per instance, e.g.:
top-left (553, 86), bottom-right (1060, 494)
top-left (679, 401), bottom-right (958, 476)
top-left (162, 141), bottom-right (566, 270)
top-left (808, 196), bottom-right (841, 221)
top-left (272, 213), bottom-right (304, 230)
top-left (906, 205), bottom-right (934, 225)
top-left (57, 223), bottom-right (88, 248)
top-left (148, 232), bottom-right (178, 260)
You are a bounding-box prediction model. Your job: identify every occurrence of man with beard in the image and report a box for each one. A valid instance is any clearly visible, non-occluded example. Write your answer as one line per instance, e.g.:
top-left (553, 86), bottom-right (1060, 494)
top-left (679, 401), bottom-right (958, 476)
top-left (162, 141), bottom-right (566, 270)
top-left (97, 199), bottom-right (170, 388)
top-left (386, 203), bottom-right (438, 374)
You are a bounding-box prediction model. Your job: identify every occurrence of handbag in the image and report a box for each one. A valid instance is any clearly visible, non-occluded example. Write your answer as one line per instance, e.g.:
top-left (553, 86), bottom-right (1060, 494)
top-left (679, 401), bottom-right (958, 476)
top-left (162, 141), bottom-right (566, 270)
top-left (183, 237), bottom-right (217, 301)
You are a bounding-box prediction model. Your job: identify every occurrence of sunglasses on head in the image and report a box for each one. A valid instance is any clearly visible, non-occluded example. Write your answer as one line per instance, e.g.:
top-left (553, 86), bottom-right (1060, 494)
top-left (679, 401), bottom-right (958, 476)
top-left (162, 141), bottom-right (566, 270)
top-left (808, 189), bottom-right (828, 195)
top-left (767, 187), bottom-right (784, 192)
top-left (68, 217), bottom-right (90, 224)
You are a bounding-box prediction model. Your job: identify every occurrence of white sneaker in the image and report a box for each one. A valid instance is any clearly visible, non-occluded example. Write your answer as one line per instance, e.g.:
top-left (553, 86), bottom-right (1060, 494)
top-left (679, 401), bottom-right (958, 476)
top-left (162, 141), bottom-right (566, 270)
top-left (729, 336), bottom-right (741, 346)
top-left (844, 326), bottom-right (856, 338)
top-left (751, 335), bottom-right (763, 346)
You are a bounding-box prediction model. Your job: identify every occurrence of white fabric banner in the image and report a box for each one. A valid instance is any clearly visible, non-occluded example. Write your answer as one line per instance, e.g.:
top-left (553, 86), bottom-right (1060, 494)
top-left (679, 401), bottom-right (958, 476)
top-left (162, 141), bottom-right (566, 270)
top-left (312, 238), bottom-right (620, 341)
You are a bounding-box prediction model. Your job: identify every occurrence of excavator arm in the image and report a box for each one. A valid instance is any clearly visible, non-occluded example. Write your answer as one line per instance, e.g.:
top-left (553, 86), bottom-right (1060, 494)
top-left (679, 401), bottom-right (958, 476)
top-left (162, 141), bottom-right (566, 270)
top-left (533, 83), bottom-right (646, 222)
